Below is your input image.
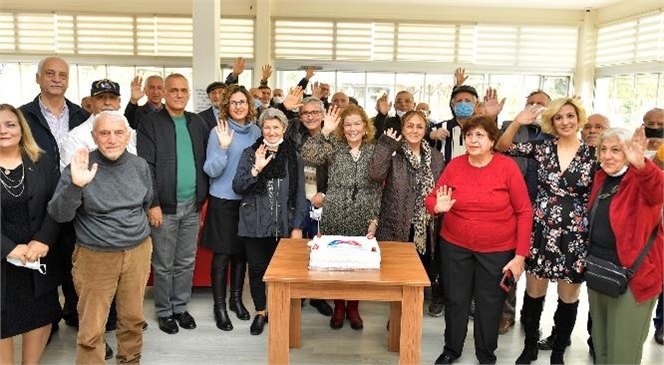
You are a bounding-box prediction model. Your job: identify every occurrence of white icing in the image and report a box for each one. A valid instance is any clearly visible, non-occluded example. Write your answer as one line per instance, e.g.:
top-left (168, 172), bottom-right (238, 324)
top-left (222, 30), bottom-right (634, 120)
top-left (308, 235), bottom-right (381, 270)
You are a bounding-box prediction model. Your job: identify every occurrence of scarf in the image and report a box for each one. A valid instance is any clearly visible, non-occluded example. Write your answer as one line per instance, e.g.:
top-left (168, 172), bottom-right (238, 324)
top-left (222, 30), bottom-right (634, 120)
top-left (403, 141), bottom-right (435, 254)
top-left (250, 137), bottom-right (299, 210)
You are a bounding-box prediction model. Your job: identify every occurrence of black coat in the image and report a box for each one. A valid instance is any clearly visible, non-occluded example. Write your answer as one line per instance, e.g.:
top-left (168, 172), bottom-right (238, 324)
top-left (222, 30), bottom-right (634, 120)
top-left (19, 95), bottom-right (90, 166)
top-left (198, 107), bottom-right (217, 132)
top-left (137, 108), bottom-right (209, 214)
top-left (1, 154), bottom-right (61, 310)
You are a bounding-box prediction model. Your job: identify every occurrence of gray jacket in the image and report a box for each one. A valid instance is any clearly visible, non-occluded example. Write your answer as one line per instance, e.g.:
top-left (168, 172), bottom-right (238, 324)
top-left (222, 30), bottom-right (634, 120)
top-left (232, 145), bottom-right (307, 238)
top-left (48, 150), bottom-right (153, 251)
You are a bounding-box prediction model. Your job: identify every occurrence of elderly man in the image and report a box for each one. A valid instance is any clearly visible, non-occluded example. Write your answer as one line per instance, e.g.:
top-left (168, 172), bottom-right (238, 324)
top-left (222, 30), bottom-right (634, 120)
top-left (581, 114), bottom-right (611, 146)
top-left (330, 91), bottom-right (349, 110)
top-left (48, 111), bottom-right (153, 364)
top-left (19, 56), bottom-right (90, 336)
top-left (137, 73), bottom-right (209, 335)
top-left (124, 75), bottom-right (164, 129)
top-left (199, 81), bottom-right (227, 131)
top-left (374, 90), bottom-right (416, 139)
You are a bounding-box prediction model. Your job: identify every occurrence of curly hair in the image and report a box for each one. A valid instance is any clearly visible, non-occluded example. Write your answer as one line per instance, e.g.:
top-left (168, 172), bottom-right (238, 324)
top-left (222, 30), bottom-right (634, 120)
top-left (540, 97), bottom-right (587, 136)
top-left (334, 104), bottom-right (375, 144)
top-left (219, 84), bottom-right (257, 123)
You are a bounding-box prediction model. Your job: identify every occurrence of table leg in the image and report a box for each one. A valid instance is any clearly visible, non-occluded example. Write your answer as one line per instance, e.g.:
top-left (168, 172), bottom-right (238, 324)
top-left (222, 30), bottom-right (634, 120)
top-left (388, 301), bottom-right (401, 352)
top-left (289, 298), bottom-right (301, 348)
top-left (399, 286), bottom-right (423, 365)
top-left (268, 282), bottom-right (290, 365)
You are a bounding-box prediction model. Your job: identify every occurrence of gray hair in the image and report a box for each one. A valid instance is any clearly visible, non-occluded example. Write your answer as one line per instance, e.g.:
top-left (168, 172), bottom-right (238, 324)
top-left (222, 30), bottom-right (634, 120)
top-left (92, 111), bottom-right (130, 131)
top-left (301, 96), bottom-right (325, 111)
top-left (596, 128), bottom-right (631, 158)
top-left (37, 56), bottom-right (70, 75)
top-left (258, 108), bottom-right (289, 129)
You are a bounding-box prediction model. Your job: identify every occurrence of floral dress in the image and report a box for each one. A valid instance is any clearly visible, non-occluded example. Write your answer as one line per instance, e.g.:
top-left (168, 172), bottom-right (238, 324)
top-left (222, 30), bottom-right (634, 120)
top-left (506, 139), bottom-right (598, 283)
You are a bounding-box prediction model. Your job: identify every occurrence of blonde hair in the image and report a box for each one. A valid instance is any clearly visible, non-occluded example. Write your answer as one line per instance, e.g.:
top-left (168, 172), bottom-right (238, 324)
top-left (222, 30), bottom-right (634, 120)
top-left (0, 104), bottom-right (43, 162)
top-left (540, 98), bottom-right (587, 136)
top-left (334, 104), bottom-right (375, 144)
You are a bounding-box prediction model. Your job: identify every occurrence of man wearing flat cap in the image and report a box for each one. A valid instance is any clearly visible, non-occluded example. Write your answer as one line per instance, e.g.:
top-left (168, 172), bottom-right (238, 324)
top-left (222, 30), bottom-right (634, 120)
top-left (199, 81), bottom-right (227, 131)
top-left (430, 85), bottom-right (480, 163)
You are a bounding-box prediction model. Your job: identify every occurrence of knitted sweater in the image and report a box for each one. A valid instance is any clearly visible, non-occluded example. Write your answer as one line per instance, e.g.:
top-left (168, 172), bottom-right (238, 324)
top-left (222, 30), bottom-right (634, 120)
top-left (48, 150), bottom-right (153, 251)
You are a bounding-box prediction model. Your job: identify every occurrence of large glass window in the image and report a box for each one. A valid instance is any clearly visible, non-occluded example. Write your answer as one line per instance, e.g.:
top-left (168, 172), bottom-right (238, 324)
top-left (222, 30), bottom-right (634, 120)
top-left (594, 73), bottom-right (663, 131)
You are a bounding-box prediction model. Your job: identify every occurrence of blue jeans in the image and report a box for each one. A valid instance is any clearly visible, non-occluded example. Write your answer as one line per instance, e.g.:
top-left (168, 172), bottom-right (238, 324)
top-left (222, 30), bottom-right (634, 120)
top-left (150, 199), bottom-right (200, 317)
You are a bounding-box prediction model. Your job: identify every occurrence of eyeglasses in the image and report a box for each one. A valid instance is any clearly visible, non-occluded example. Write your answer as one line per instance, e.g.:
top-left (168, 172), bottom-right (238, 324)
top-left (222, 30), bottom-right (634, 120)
top-left (229, 100), bottom-right (247, 107)
top-left (300, 110), bottom-right (322, 117)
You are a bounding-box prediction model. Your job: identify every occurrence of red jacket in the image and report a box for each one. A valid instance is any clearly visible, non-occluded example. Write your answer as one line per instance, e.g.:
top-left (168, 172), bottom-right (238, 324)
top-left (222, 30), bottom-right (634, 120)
top-left (588, 158), bottom-right (663, 303)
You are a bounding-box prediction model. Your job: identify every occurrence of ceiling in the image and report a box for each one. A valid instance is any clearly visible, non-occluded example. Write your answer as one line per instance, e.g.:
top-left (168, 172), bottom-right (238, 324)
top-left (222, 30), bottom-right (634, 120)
top-left (0, 0), bottom-right (626, 15)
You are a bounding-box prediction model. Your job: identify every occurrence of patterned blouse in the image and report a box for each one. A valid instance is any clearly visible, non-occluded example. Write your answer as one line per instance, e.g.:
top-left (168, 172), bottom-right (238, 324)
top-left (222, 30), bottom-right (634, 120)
top-left (301, 133), bottom-right (382, 236)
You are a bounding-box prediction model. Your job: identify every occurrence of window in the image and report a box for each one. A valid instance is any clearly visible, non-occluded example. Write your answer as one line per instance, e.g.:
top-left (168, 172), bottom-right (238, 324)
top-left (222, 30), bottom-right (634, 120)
top-left (594, 73), bottom-right (663, 130)
top-left (596, 12), bottom-right (664, 68)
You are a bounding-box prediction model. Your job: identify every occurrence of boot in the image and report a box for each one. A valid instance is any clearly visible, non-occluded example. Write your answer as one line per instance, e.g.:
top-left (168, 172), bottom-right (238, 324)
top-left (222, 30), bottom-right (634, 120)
top-left (330, 300), bottom-right (345, 329)
top-left (229, 258), bottom-right (251, 320)
top-left (515, 294), bottom-right (545, 364)
top-left (212, 255), bottom-right (233, 331)
top-left (345, 300), bottom-right (363, 330)
top-left (550, 299), bottom-right (578, 365)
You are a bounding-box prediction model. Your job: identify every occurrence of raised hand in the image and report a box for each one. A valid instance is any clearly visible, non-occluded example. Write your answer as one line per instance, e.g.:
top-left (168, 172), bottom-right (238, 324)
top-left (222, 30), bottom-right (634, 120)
top-left (71, 148), bottom-right (98, 188)
top-left (261, 64), bottom-right (273, 81)
top-left (283, 86), bottom-right (304, 111)
top-left (232, 57), bottom-right (245, 77)
top-left (514, 104), bottom-right (545, 126)
top-left (622, 126), bottom-right (647, 169)
top-left (254, 144), bottom-right (274, 172)
top-left (130, 75), bottom-right (145, 103)
top-left (305, 66), bottom-right (316, 80)
top-left (434, 185), bottom-right (456, 213)
top-left (483, 87), bottom-right (506, 118)
top-left (311, 81), bottom-right (322, 99)
top-left (322, 105), bottom-right (341, 136)
top-left (376, 93), bottom-right (391, 115)
top-left (384, 127), bottom-right (402, 141)
top-left (430, 128), bottom-right (449, 140)
top-left (454, 67), bottom-right (468, 87)
top-left (216, 119), bottom-right (234, 149)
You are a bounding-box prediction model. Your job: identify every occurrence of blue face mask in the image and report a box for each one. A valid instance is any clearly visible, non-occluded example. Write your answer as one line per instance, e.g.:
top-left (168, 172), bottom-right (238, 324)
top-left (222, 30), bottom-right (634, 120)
top-left (454, 102), bottom-right (474, 119)
top-left (254, 99), bottom-right (261, 109)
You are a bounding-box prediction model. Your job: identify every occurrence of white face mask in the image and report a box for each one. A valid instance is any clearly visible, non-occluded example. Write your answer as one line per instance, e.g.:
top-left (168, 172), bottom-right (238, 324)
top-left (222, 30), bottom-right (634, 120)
top-left (396, 110), bottom-right (406, 118)
top-left (6, 257), bottom-right (46, 274)
top-left (263, 138), bottom-right (284, 149)
top-left (272, 96), bottom-right (284, 104)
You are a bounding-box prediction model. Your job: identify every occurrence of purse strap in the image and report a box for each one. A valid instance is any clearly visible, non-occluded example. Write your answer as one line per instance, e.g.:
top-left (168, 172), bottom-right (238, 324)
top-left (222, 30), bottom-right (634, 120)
top-left (588, 179), bottom-right (659, 277)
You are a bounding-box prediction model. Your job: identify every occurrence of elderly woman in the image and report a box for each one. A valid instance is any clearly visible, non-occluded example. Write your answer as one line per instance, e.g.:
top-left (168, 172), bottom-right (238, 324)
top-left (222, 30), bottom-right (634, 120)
top-left (301, 104), bottom-right (383, 331)
top-left (496, 98), bottom-right (598, 364)
top-left (369, 110), bottom-right (444, 284)
top-left (0, 104), bottom-right (61, 364)
top-left (201, 84), bottom-right (261, 331)
top-left (425, 115), bottom-right (532, 365)
top-left (586, 127), bottom-right (663, 364)
top-left (232, 108), bottom-right (306, 336)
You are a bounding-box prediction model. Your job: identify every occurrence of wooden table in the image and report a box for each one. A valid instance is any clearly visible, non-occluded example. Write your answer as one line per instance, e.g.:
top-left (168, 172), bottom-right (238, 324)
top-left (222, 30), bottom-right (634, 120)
top-left (263, 239), bottom-right (430, 365)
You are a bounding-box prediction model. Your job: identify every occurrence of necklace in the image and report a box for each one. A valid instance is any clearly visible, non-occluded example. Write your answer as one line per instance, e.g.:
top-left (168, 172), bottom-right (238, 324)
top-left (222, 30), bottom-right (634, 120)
top-left (598, 184), bottom-right (619, 200)
top-left (349, 148), bottom-right (361, 162)
top-left (0, 163), bottom-right (25, 198)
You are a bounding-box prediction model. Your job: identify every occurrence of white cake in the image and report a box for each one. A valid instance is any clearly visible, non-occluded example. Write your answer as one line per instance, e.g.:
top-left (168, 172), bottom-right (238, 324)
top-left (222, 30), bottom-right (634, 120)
top-left (307, 235), bottom-right (381, 271)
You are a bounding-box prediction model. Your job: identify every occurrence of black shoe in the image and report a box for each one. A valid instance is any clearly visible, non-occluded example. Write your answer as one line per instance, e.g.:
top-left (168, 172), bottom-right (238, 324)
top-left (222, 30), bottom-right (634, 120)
top-left (229, 294), bottom-right (251, 321)
top-left (214, 306), bottom-right (233, 331)
top-left (434, 352), bottom-right (455, 364)
top-left (158, 316), bottom-right (179, 334)
top-left (105, 342), bottom-right (114, 360)
top-left (655, 326), bottom-right (663, 345)
top-left (250, 314), bottom-right (268, 335)
top-left (309, 299), bottom-right (333, 316)
top-left (173, 311), bottom-right (197, 330)
top-left (142, 322), bottom-right (148, 331)
top-left (428, 303), bottom-right (444, 317)
top-left (64, 316), bottom-right (79, 328)
top-left (538, 332), bottom-right (571, 350)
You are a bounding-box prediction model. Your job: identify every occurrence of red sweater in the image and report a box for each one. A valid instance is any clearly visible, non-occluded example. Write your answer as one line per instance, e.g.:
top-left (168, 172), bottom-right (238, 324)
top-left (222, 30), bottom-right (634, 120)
top-left (588, 158), bottom-right (663, 304)
top-left (425, 153), bottom-right (532, 256)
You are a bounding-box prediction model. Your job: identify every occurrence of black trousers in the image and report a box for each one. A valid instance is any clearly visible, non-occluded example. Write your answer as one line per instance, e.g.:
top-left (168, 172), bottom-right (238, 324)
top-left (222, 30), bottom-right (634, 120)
top-left (242, 236), bottom-right (280, 312)
top-left (440, 239), bottom-right (513, 363)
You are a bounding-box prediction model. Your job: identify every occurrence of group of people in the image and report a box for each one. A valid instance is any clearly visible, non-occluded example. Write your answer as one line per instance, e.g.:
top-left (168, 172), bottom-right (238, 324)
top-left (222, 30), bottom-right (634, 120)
top-left (1, 55), bottom-right (662, 365)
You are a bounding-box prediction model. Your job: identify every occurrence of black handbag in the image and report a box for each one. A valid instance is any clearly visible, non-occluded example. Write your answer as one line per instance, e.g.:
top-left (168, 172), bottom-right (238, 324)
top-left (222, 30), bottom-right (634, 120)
top-left (585, 182), bottom-right (658, 298)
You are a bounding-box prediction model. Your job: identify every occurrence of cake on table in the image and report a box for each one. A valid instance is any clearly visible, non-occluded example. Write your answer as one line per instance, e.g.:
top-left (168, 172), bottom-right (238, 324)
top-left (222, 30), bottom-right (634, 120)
top-left (307, 235), bottom-right (381, 271)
